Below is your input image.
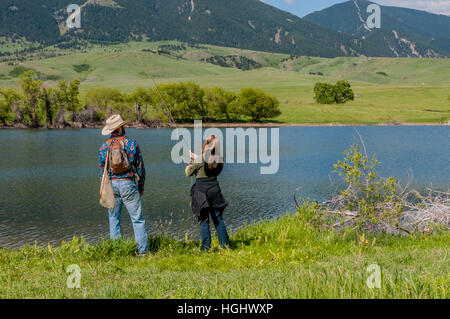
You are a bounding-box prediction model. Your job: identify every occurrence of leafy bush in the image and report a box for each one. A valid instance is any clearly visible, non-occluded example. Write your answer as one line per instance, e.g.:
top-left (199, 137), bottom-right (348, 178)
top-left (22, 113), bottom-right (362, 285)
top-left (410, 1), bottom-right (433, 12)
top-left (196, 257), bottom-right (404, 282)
top-left (238, 88), bottom-right (281, 122)
top-left (9, 66), bottom-right (34, 78)
top-left (72, 64), bottom-right (91, 73)
top-left (314, 80), bottom-right (354, 104)
top-left (332, 144), bottom-right (403, 227)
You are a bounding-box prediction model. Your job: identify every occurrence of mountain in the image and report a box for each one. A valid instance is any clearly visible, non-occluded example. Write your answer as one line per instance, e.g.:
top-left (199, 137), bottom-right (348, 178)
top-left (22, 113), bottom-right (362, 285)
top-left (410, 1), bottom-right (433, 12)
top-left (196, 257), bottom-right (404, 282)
top-left (304, 0), bottom-right (450, 58)
top-left (1, 0), bottom-right (448, 58)
top-left (0, 0), bottom-right (395, 58)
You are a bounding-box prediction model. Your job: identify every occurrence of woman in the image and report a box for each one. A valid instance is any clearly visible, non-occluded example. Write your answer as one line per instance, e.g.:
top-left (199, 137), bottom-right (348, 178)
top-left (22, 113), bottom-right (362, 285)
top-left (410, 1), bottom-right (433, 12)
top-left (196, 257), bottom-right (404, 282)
top-left (185, 135), bottom-right (231, 251)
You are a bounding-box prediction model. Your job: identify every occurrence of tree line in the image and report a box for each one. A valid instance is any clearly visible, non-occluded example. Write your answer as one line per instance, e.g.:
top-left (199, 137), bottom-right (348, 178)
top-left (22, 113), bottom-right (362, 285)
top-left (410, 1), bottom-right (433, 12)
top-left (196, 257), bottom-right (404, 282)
top-left (0, 71), bottom-right (281, 127)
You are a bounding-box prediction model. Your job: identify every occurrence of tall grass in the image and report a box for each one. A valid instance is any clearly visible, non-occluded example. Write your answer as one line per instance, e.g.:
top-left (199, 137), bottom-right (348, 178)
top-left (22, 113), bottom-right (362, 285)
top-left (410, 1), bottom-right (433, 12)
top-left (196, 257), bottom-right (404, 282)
top-left (0, 212), bottom-right (448, 298)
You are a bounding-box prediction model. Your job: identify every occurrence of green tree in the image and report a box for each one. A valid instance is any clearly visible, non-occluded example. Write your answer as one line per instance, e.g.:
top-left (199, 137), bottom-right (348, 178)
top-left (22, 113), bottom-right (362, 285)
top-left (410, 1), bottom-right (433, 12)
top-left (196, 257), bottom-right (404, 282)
top-left (334, 80), bottom-right (354, 104)
top-left (66, 79), bottom-right (81, 123)
top-left (154, 82), bottom-right (204, 121)
top-left (53, 80), bottom-right (81, 126)
top-left (130, 87), bottom-right (153, 123)
top-left (19, 70), bottom-right (42, 127)
top-left (111, 92), bottom-right (133, 120)
top-left (313, 82), bottom-right (335, 104)
top-left (0, 88), bottom-right (21, 125)
top-left (238, 88), bottom-right (281, 122)
top-left (40, 85), bottom-right (59, 127)
top-left (314, 80), bottom-right (354, 104)
top-left (204, 87), bottom-right (228, 121)
top-left (224, 91), bottom-right (241, 122)
top-left (85, 88), bottom-right (121, 122)
top-left (54, 80), bottom-right (69, 126)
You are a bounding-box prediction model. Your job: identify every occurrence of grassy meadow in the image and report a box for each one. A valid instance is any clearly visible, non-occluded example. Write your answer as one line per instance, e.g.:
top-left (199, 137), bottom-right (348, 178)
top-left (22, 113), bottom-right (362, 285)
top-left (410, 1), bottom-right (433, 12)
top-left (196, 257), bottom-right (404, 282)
top-left (1, 41), bottom-right (449, 124)
top-left (0, 212), bottom-right (448, 299)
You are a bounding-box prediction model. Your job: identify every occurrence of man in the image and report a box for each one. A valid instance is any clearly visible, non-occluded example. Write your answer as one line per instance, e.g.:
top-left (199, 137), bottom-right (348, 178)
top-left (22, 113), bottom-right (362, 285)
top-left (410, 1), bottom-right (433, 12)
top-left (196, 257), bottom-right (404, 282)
top-left (98, 114), bottom-right (148, 256)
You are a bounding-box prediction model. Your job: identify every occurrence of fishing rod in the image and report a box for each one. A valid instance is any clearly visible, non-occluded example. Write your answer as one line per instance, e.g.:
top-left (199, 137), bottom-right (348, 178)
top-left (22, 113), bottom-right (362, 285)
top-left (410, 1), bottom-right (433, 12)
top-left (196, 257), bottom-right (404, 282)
top-left (145, 68), bottom-right (196, 185)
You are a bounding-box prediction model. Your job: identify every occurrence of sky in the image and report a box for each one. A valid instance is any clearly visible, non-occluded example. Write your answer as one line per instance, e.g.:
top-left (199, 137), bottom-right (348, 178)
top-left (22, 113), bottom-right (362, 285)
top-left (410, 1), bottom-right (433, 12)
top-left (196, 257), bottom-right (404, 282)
top-left (261, 0), bottom-right (450, 17)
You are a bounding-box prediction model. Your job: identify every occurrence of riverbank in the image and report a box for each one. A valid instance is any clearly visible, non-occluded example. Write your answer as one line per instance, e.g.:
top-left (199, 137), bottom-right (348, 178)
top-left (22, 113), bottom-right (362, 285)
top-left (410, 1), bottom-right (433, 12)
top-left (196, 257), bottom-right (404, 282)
top-left (0, 212), bottom-right (448, 298)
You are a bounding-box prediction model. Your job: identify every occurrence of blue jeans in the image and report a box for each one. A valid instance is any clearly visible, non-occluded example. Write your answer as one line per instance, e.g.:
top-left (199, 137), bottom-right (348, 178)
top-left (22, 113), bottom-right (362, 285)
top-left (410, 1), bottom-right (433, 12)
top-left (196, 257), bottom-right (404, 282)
top-left (199, 209), bottom-right (230, 251)
top-left (108, 180), bottom-right (148, 255)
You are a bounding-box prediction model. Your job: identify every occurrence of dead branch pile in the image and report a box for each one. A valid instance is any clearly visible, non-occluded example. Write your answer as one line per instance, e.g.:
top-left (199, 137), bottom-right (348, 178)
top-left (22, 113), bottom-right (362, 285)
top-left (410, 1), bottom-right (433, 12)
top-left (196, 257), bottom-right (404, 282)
top-left (295, 186), bottom-right (449, 235)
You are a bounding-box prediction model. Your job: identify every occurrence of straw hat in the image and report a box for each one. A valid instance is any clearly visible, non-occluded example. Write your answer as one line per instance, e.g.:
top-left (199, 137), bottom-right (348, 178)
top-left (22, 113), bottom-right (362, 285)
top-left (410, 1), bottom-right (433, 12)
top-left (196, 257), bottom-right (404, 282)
top-left (102, 114), bottom-right (129, 136)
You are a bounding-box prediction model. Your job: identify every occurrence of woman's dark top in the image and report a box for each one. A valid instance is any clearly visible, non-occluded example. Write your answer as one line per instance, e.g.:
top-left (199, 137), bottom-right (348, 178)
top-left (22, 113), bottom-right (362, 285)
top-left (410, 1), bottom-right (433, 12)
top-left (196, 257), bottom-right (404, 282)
top-left (186, 161), bottom-right (227, 217)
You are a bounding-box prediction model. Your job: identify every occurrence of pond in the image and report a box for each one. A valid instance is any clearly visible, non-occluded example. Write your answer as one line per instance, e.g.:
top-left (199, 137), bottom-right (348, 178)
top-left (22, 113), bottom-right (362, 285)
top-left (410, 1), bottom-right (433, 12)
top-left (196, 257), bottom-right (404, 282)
top-left (0, 126), bottom-right (448, 248)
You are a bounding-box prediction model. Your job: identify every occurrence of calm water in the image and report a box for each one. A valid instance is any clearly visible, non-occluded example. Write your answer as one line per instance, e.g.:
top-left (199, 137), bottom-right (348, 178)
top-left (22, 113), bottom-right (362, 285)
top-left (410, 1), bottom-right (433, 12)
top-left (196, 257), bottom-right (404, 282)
top-left (0, 126), bottom-right (448, 248)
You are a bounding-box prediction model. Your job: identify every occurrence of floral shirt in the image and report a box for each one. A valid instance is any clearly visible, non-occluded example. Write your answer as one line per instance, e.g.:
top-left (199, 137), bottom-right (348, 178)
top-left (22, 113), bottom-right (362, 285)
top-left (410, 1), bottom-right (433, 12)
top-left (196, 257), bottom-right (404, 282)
top-left (98, 132), bottom-right (146, 192)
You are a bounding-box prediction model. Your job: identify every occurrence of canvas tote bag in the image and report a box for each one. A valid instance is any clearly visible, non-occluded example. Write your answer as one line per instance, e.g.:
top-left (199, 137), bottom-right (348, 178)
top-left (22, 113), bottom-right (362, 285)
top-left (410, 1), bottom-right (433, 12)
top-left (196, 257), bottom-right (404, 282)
top-left (99, 150), bottom-right (116, 209)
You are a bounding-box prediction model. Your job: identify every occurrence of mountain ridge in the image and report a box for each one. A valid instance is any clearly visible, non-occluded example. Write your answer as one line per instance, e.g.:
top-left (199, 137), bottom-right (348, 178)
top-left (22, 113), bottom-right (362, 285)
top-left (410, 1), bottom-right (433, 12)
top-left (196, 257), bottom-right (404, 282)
top-left (1, 0), bottom-right (449, 58)
top-left (304, 0), bottom-right (450, 58)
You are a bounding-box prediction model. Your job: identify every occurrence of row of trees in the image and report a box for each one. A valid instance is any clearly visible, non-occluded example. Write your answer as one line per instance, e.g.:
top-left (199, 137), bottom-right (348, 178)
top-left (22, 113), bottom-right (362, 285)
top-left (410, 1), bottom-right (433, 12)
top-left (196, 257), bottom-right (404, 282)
top-left (0, 71), bottom-right (81, 127)
top-left (85, 83), bottom-right (280, 124)
top-left (0, 72), bottom-right (281, 127)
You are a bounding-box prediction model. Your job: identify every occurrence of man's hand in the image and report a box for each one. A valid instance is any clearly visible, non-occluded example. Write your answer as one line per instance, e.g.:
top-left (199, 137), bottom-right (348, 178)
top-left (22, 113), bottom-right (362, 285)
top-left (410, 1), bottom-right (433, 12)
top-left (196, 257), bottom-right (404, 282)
top-left (140, 191), bottom-right (144, 197)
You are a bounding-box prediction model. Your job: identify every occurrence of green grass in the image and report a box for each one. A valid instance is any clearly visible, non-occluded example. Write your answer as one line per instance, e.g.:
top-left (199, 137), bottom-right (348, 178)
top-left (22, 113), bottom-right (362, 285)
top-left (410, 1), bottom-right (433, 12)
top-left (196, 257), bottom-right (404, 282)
top-left (0, 41), bottom-right (449, 124)
top-left (0, 213), bottom-right (448, 298)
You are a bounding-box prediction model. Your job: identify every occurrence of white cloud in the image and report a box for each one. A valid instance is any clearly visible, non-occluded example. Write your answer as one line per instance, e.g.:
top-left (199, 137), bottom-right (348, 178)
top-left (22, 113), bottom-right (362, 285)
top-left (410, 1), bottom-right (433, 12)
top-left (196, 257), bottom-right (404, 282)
top-left (374, 0), bottom-right (450, 15)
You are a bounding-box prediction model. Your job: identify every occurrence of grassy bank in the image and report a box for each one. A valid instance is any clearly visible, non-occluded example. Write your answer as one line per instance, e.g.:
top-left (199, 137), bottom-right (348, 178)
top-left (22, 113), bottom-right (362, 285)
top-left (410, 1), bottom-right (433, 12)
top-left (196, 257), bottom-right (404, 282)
top-left (0, 212), bottom-right (448, 299)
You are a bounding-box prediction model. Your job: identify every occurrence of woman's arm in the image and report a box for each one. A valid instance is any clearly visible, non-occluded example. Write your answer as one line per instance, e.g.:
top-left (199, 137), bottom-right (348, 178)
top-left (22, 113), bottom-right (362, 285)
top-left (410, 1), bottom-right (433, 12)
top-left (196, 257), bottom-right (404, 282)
top-left (185, 161), bottom-right (203, 177)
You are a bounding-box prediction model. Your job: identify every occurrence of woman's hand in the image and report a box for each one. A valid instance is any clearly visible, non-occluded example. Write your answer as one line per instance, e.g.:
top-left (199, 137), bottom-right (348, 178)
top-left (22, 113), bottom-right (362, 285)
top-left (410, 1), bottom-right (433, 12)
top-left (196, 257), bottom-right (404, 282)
top-left (189, 150), bottom-right (198, 160)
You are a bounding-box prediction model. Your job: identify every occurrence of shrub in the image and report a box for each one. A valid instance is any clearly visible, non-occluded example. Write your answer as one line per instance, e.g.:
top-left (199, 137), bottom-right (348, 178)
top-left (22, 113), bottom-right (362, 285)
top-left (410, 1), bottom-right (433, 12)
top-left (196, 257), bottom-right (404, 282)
top-left (72, 64), bottom-right (91, 73)
top-left (9, 66), bottom-right (34, 78)
top-left (314, 80), bottom-right (354, 104)
top-left (238, 88), bottom-right (281, 122)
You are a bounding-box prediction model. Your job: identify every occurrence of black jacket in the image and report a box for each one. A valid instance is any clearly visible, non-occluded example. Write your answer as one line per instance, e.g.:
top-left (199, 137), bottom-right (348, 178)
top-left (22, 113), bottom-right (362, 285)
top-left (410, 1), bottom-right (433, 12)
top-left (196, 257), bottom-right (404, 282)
top-left (190, 177), bottom-right (228, 217)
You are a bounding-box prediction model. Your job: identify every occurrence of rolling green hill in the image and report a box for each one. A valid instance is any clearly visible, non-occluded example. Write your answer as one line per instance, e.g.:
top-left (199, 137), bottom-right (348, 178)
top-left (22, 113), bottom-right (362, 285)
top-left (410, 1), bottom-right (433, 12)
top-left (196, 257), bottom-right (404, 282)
top-left (1, 41), bottom-right (449, 124)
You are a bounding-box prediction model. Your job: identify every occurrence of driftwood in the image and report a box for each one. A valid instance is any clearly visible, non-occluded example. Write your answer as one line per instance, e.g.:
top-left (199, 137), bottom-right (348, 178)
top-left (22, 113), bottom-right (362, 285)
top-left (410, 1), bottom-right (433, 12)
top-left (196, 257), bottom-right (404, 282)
top-left (294, 186), bottom-right (449, 235)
